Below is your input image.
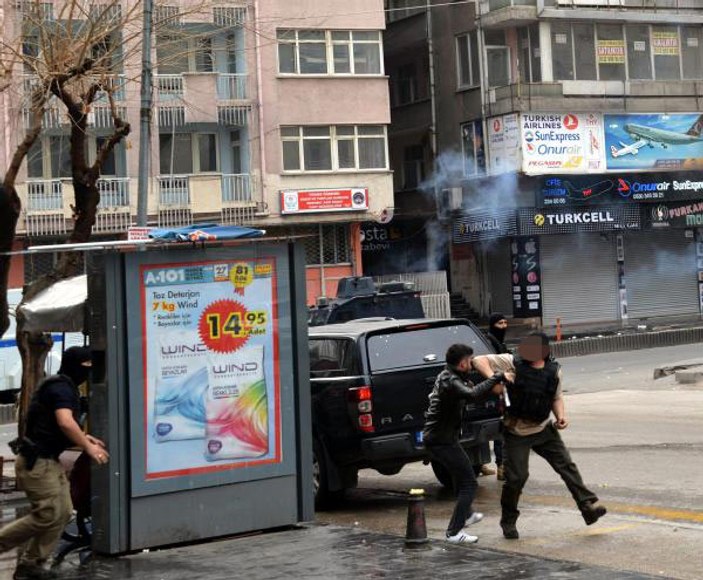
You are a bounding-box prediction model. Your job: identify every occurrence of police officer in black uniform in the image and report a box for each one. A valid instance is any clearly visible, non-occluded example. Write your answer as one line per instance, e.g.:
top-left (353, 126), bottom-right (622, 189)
top-left (0, 347), bottom-right (109, 580)
top-left (473, 332), bottom-right (606, 540)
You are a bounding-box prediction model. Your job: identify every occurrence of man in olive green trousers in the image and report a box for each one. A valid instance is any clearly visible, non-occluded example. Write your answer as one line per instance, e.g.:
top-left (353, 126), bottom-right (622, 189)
top-left (0, 347), bottom-right (108, 580)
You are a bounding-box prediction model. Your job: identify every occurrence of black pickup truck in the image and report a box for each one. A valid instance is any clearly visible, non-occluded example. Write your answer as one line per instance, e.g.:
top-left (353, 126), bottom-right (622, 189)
top-left (308, 318), bottom-right (501, 506)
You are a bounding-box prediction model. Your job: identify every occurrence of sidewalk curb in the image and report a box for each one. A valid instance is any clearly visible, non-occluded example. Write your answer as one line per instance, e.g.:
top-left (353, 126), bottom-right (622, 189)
top-left (551, 326), bottom-right (703, 358)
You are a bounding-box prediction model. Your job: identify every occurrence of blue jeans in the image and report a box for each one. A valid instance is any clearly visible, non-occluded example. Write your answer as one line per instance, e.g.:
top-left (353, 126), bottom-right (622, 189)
top-left (427, 442), bottom-right (478, 536)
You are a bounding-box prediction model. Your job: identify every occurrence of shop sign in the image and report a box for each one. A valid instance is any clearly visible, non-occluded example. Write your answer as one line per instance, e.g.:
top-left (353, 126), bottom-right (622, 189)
top-left (487, 113), bottom-right (520, 174)
top-left (521, 113), bottom-right (605, 175)
top-left (539, 171), bottom-right (703, 206)
top-left (360, 223), bottom-right (403, 252)
top-left (652, 31), bottom-right (680, 56)
top-left (597, 39), bottom-right (626, 64)
top-left (511, 237), bottom-right (542, 318)
top-left (281, 188), bottom-right (368, 214)
top-left (518, 206), bottom-right (640, 235)
top-left (453, 209), bottom-right (517, 243)
top-left (140, 259), bottom-right (281, 480)
top-left (605, 113), bottom-right (703, 171)
top-left (645, 201), bottom-right (703, 229)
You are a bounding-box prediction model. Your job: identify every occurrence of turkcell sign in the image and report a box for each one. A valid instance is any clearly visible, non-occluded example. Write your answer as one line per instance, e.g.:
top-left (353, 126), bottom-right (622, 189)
top-left (519, 205), bottom-right (640, 235)
top-left (453, 210), bottom-right (517, 243)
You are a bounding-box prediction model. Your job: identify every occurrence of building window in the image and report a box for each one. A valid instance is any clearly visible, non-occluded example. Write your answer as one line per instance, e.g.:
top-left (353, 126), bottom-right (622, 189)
top-left (27, 136), bottom-right (124, 178)
top-left (281, 125), bottom-right (388, 172)
top-left (553, 23), bottom-right (702, 82)
top-left (485, 30), bottom-right (510, 88)
top-left (456, 32), bottom-right (480, 89)
top-left (626, 24), bottom-right (652, 80)
top-left (518, 25), bottom-right (541, 83)
top-left (386, 0), bottom-right (425, 23)
top-left (597, 24), bottom-right (626, 81)
top-left (392, 62), bottom-right (419, 106)
top-left (277, 30), bottom-right (383, 75)
top-left (652, 25), bottom-right (681, 81)
top-left (461, 121), bottom-right (485, 177)
top-left (402, 145), bottom-right (425, 190)
top-left (682, 27), bottom-right (703, 79)
top-left (159, 133), bottom-right (219, 174)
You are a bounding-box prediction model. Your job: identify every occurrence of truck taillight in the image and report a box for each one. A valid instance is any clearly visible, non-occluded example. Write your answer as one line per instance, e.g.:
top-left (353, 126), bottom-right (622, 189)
top-left (349, 386), bottom-right (374, 433)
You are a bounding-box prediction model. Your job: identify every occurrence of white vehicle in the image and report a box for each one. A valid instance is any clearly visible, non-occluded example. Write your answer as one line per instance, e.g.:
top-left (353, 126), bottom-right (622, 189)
top-left (0, 289), bottom-right (84, 403)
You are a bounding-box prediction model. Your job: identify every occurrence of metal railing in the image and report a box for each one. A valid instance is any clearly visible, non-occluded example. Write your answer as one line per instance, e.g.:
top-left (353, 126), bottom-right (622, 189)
top-left (26, 180), bottom-right (63, 212)
top-left (544, 0), bottom-right (700, 8)
top-left (216, 74), bottom-right (248, 100)
top-left (98, 177), bottom-right (130, 208)
top-left (157, 175), bottom-right (190, 206)
top-left (221, 174), bottom-right (252, 203)
top-left (155, 75), bottom-right (184, 101)
top-left (373, 271), bottom-right (451, 319)
top-left (95, 75), bottom-right (127, 103)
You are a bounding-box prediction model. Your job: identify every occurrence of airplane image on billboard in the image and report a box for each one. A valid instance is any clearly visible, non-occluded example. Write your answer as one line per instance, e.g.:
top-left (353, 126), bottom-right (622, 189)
top-left (605, 113), bottom-right (703, 171)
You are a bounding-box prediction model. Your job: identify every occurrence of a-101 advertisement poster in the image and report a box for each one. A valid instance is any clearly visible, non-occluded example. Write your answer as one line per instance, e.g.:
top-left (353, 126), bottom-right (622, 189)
top-left (140, 259), bottom-right (281, 480)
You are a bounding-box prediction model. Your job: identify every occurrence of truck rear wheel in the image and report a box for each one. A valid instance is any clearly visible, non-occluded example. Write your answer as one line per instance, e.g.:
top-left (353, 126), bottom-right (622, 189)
top-left (313, 440), bottom-right (345, 510)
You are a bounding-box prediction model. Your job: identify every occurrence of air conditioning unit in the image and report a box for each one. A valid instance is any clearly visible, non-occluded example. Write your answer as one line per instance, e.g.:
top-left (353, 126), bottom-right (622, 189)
top-left (437, 187), bottom-right (463, 222)
top-left (441, 187), bottom-right (463, 211)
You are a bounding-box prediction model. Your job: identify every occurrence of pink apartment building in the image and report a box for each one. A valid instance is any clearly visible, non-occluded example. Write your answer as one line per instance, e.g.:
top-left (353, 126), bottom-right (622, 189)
top-left (0, 0), bottom-right (393, 302)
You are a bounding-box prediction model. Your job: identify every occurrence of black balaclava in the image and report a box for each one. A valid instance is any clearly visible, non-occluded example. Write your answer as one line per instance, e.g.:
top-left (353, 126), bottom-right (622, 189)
top-left (488, 312), bottom-right (507, 344)
top-left (58, 346), bottom-right (92, 387)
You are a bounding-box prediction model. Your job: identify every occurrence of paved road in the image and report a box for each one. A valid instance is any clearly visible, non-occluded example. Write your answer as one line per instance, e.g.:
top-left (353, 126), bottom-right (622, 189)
top-left (319, 344), bottom-right (703, 580)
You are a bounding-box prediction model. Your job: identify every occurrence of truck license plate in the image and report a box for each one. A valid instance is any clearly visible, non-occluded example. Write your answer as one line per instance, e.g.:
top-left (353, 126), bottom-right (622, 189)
top-left (415, 431), bottom-right (423, 445)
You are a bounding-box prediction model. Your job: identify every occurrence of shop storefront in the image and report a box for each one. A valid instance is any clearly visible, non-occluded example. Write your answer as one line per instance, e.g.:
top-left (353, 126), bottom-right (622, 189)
top-left (518, 206), bottom-right (639, 327)
top-left (451, 209), bottom-right (516, 317)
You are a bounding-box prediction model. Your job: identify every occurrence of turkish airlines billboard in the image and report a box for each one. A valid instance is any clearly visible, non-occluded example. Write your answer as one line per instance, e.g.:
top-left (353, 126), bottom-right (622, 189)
top-left (521, 113), bottom-right (605, 175)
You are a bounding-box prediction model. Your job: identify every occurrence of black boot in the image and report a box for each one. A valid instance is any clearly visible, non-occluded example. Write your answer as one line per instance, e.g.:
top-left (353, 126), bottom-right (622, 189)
top-left (500, 521), bottom-right (519, 540)
top-left (581, 501), bottom-right (607, 526)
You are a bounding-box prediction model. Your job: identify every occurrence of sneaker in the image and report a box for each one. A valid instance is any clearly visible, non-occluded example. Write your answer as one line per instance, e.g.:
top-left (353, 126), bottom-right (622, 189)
top-left (479, 465), bottom-right (496, 476)
top-left (501, 523), bottom-right (519, 540)
top-left (464, 512), bottom-right (484, 527)
top-left (446, 531), bottom-right (479, 544)
top-left (496, 465), bottom-right (505, 481)
top-left (13, 563), bottom-right (58, 580)
top-left (581, 501), bottom-right (607, 526)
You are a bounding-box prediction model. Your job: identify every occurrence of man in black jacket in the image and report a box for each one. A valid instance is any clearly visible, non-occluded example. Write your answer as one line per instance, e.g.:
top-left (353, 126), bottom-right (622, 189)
top-left (422, 343), bottom-right (509, 544)
top-left (0, 347), bottom-right (109, 580)
top-left (473, 333), bottom-right (606, 540)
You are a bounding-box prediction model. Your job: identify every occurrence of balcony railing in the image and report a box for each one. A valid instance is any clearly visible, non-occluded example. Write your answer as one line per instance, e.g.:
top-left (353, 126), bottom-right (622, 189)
top-left (27, 179), bottom-right (63, 212)
top-left (98, 177), bottom-right (130, 208)
top-left (543, 0), bottom-right (699, 8)
top-left (221, 174), bottom-right (252, 203)
top-left (216, 74), bottom-right (248, 100)
top-left (158, 175), bottom-right (190, 206)
top-left (95, 75), bottom-right (127, 103)
top-left (155, 75), bottom-right (184, 101)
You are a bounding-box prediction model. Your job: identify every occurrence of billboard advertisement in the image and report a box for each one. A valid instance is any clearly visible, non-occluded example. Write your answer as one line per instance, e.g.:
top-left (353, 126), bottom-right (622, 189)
top-left (605, 113), bottom-right (703, 171)
top-left (511, 237), bottom-right (542, 318)
top-left (521, 113), bottom-right (605, 175)
top-left (140, 259), bottom-right (281, 480)
top-left (487, 113), bottom-right (520, 174)
top-left (539, 171), bottom-right (703, 206)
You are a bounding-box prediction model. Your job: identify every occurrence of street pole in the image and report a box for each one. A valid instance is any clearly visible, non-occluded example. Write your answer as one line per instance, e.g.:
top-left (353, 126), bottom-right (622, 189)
top-left (137, 0), bottom-right (153, 227)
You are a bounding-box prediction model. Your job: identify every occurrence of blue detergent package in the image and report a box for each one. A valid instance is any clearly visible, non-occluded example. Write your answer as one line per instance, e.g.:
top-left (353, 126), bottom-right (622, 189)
top-left (154, 332), bottom-right (209, 442)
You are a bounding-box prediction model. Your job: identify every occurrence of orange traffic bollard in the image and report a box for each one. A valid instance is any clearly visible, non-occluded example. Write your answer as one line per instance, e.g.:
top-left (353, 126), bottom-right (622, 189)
top-left (405, 488), bottom-right (429, 548)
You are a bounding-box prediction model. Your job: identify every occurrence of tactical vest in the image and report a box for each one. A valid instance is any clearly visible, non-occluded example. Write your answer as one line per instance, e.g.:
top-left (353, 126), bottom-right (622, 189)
top-left (506, 355), bottom-right (560, 423)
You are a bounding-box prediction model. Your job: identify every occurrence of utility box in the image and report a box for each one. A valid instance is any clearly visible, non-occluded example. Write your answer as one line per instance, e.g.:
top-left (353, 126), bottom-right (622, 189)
top-left (86, 240), bottom-right (313, 554)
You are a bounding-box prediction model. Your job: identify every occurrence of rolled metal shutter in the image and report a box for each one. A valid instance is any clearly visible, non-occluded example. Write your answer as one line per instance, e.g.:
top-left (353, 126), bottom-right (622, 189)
top-left (484, 239), bottom-right (513, 316)
top-left (624, 230), bottom-right (698, 319)
top-left (541, 234), bottom-right (619, 327)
